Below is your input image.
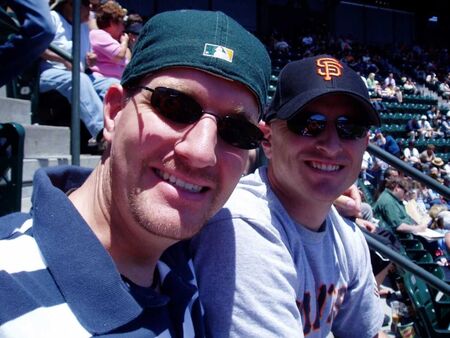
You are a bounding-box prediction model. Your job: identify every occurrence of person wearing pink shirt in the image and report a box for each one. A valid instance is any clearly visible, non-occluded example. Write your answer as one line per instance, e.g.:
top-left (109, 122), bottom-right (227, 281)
top-left (89, 1), bottom-right (130, 80)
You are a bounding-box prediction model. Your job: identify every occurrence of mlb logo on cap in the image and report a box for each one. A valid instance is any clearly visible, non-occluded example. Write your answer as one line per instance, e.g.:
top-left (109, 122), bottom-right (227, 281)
top-left (203, 43), bottom-right (234, 63)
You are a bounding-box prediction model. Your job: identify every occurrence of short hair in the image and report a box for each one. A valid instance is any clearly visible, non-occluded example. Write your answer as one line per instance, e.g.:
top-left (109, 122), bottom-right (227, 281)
top-left (96, 1), bottom-right (127, 29)
top-left (386, 177), bottom-right (410, 191)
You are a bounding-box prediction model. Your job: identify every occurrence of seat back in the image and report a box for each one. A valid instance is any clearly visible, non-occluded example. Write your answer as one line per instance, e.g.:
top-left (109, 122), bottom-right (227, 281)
top-left (0, 123), bottom-right (25, 216)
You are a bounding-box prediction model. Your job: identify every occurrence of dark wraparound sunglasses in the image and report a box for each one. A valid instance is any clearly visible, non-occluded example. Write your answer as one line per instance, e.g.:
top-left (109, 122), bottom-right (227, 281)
top-left (135, 86), bottom-right (264, 149)
top-left (287, 113), bottom-right (369, 140)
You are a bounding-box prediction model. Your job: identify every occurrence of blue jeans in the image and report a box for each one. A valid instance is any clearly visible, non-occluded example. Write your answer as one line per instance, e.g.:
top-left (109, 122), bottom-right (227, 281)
top-left (39, 68), bottom-right (119, 138)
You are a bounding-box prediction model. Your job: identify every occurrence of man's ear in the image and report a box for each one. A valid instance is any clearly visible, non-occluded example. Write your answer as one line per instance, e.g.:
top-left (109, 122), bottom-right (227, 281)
top-left (259, 121), bottom-right (273, 160)
top-left (103, 84), bottom-right (125, 141)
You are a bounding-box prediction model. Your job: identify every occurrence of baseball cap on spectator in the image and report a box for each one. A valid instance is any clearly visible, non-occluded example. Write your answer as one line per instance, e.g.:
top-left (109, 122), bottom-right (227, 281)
top-left (125, 22), bottom-right (143, 35)
top-left (264, 54), bottom-right (380, 126)
top-left (121, 9), bottom-right (271, 116)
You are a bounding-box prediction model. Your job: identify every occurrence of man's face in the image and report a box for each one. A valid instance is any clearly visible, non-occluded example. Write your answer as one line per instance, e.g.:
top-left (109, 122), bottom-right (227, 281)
top-left (263, 93), bottom-right (369, 210)
top-left (105, 67), bottom-right (258, 241)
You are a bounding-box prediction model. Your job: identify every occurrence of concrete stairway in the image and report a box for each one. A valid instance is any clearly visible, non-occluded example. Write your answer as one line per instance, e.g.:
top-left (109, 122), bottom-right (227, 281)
top-left (0, 85), bottom-right (100, 212)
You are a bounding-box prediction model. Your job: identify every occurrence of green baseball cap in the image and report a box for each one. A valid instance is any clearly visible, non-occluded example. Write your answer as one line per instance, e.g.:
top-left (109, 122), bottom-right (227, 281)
top-left (121, 9), bottom-right (271, 116)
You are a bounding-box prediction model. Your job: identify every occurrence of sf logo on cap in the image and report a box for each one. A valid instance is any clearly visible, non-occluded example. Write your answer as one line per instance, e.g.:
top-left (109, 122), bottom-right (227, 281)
top-left (316, 58), bottom-right (343, 80)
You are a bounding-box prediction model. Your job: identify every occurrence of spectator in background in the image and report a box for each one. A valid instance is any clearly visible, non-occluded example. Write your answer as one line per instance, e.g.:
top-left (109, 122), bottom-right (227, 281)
top-left (402, 77), bottom-right (418, 95)
top-left (39, 0), bottom-right (119, 148)
top-left (439, 79), bottom-right (450, 99)
top-left (124, 13), bottom-right (143, 52)
top-left (405, 117), bottom-right (421, 140)
top-left (0, 0), bottom-right (55, 87)
top-left (426, 72), bottom-right (439, 86)
top-left (419, 144), bottom-right (436, 167)
top-left (273, 35), bottom-right (290, 54)
top-left (366, 72), bottom-right (377, 91)
top-left (374, 177), bottom-right (428, 235)
top-left (418, 115), bottom-right (434, 138)
top-left (440, 113), bottom-right (450, 137)
top-left (426, 105), bottom-right (437, 121)
top-left (431, 157), bottom-right (446, 179)
top-left (403, 140), bottom-right (420, 164)
top-left (374, 129), bottom-right (401, 157)
top-left (384, 72), bottom-right (396, 87)
top-left (89, 0), bottom-right (130, 80)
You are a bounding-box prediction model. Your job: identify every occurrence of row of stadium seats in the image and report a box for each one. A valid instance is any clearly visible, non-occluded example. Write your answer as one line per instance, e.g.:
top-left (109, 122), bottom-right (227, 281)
top-left (397, 235), bottom-right (450, 337)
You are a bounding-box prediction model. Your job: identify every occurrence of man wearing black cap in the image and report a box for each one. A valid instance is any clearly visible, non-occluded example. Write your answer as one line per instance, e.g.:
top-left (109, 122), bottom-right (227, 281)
top-left (0, 10), bottom-right (270, 336)
top-left (193, 55), bottom-right (385, 337)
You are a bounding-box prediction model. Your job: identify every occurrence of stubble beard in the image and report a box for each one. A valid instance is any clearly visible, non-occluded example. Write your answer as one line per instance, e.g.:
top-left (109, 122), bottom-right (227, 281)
top-left (127, 188), bottom-right (220, 241)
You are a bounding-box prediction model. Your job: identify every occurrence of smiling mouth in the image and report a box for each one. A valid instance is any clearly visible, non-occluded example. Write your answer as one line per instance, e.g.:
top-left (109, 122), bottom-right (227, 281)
top-left (308, 161), bottom-right (342, 172)
top-left (154, 169), bottom-right (206, 193)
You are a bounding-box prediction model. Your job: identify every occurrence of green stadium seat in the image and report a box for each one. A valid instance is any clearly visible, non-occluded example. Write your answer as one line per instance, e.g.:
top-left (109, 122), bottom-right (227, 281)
top-left (406, 250), bottom-right (434, 264)
top-left (400, 238), bottom-right (424, 251)
top-left (403, 272), bottom-right (450, 337)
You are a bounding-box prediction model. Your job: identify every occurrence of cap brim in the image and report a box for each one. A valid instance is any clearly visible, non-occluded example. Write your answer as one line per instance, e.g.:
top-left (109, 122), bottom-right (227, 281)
top-left (272, 89), bottom-right (380, 126)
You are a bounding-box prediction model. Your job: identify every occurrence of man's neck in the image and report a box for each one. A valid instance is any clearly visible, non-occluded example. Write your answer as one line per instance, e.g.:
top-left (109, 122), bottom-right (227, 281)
top-left (68, 165), bottom-right (174, 288)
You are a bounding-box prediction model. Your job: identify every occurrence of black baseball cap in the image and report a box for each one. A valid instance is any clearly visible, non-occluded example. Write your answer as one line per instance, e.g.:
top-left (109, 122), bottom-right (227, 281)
top-left (264, 54), bottom-right (380, 126)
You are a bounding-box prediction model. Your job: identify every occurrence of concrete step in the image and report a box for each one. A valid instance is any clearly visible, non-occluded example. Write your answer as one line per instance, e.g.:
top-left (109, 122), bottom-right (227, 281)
top-left (0, 96), bottom-right (32, 125)
top-left (23, 124), bottom-right (71, 158)
top-left (22, 155), bottom-right (101, 184)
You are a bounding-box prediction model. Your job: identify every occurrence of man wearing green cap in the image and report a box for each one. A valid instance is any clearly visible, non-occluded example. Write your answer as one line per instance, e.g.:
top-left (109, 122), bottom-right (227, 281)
top-left (0, 9), bottom-right (270, 336)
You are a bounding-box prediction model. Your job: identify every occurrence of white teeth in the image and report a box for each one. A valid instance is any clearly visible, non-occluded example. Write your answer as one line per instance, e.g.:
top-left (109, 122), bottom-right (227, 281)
top-left (155, 169), bottom-right (203, 193)
top-left (311, 162), bottom-right (340, 172)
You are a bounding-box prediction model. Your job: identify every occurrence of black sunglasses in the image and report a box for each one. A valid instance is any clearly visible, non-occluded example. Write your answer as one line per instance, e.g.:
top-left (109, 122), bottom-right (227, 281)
top-left (135, 86), bottom-right (264, 149)
top-left (287, 113), bottom-right (369, 140)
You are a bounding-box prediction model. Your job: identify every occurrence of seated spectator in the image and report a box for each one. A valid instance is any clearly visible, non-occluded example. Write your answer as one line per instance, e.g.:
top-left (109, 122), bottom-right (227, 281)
top-left (40, 0), bottom-right (119, 147)
top-left (439, 79), bottom-right (450, 99)
top-left (373, 177), bottom-right (428, 235)
top-left (441, 114), bottom-right (450, 137)
top-left (0, 0), bottom-right (55, 87)
top-left (426, 105), bottom-right (437, 121)
top-left (419, 144), bottom-right (436, 167)
top-left (402, 77), bottom-right (418, 95)
top-left (124, 13), bottom-right (143, 51)
top-left (273, 35), bottom-right (290, 54)
top-left (89, 1), bottom-right (130, 80)
top-left (380, 83), bottom-right (402, 102)
top-left (366, 72), bottom-right (377, 91)
top-left (405, 117), bottom-right (421, 140)
top-left (373, 166), bottom-right (399, 202)
top-left (384, 72), bottom-right (396, 87)
top-left (426, 72), bottom-right (439, 86)
top-left (417, 115), bottom-right (434, 138)
top-left (374, 129), bottom-right (401, 157)
top-left (403, 140), bottom-right (420, 164)
top-left (301, 34), bottom-right (313, 46)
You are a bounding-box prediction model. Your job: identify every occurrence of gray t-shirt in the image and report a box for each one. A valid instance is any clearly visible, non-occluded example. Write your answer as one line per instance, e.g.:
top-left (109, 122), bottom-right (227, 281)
top-left (192, 166), bottom-right (383, 337)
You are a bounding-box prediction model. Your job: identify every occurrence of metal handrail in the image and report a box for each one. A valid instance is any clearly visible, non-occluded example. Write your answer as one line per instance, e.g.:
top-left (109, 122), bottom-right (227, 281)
top-left (71, 0), bottom-right (81, 165)
top-left (363, 230), bottom-right (450, 295)
top-left (366, 143), bottom-right (450, 296)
